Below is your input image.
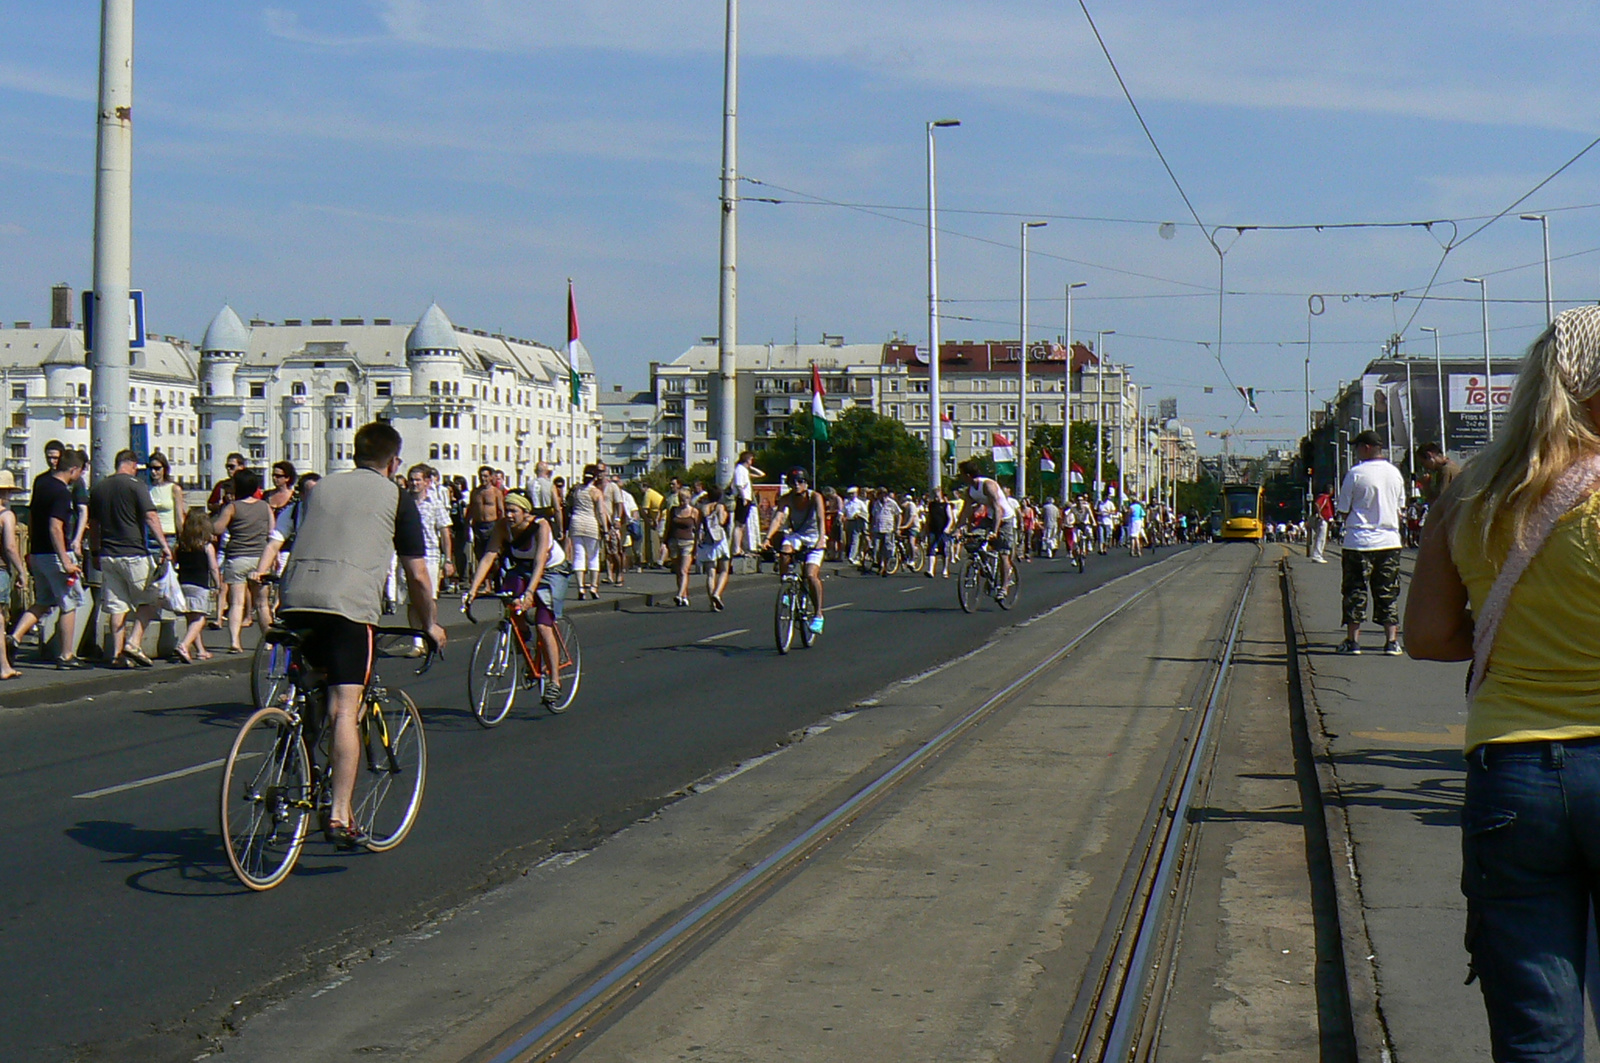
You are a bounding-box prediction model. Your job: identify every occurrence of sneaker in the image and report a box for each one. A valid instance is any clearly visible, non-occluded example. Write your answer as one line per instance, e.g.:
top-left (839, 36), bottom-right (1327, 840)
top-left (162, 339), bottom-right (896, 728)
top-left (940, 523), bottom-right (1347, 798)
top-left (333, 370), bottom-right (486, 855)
top-left (808, 615), bottom-right (824, 635)
top-left (1384, 639), bottom-right (1403, 656)
top-left (541, 680), bottom-right (562, 705)
top-left (1336, 639), bottom-right (1361, 655)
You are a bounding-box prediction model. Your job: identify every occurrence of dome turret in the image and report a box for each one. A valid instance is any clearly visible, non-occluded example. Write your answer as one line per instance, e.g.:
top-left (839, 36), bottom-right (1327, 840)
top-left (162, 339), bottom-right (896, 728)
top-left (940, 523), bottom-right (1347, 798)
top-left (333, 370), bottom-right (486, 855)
top-left (406, 303), bottom-right (461, 356)
top-left (200, 305), bottom-right (250, 355)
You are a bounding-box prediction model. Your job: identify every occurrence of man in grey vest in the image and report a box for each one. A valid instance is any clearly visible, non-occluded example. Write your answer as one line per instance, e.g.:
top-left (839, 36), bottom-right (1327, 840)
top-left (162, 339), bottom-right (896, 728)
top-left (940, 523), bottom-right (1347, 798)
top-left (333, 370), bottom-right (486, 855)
top-left (278, 422), bottom-right (447, 848)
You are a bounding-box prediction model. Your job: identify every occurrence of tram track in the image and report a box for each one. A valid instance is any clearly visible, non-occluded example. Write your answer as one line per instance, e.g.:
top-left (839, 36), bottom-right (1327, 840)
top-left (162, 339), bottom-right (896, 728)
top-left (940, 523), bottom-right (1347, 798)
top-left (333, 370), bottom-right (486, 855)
top-left (463, 546), bottom-right (1257, 1063)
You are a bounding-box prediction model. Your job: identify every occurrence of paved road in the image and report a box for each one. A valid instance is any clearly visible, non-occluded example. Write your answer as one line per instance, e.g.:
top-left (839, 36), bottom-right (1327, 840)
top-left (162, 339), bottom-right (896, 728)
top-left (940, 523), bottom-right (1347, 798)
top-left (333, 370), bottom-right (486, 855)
top-left (4, 545), bottom-right (1184, 1062)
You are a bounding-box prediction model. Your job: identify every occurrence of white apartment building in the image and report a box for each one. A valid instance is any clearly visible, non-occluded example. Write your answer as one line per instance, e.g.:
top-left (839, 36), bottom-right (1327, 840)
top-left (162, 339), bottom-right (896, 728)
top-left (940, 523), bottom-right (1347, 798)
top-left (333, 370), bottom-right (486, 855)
top-left (0, 322), bottom-right (201, 485)
top-left (195, 303), bottom-right (599, 489)
top-left (650, 339), bottom-right (907, 465)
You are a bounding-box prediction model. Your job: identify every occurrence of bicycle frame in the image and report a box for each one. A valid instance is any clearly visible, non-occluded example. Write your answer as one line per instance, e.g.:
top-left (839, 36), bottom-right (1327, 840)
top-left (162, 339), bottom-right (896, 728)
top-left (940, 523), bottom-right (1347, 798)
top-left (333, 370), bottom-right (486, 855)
top-left (467, 595), bottom-right (574, 685)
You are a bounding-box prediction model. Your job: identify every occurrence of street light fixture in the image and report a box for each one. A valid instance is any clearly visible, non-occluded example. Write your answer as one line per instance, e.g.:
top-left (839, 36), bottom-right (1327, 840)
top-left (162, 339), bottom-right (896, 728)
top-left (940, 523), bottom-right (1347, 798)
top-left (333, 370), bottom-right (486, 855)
top-left (1063, 282), bottom-right (1086, 502)
top-left (926, 118), bottom-right (960, 493)
top-left (1420, 326), bottom-right (1447, 456)
top-left (1095, 329), bottom-right (1114, 500)
top-left (1017, 220), bottom-right (1047, 499)
top-left (1464, 277), bottom-right (1493, 440)
top-left (1520, 213), bottom-right (1553, 326)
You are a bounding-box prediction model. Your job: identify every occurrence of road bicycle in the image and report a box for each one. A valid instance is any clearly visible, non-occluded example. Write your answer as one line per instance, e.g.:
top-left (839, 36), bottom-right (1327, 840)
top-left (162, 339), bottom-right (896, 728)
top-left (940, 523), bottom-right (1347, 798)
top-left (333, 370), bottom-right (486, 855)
top-left (1066, 525), bottom-right (1088, 574)
top-left (958, 533), bottom-right (1020, 613)
top-left (219, 624), bottom-right (436, 891)
top-left (773, 563), bottom-right (819, 654)
top-left (252, 636), bottom-right (294, 712)
top-left (463, 592), bottom-right (582, 725)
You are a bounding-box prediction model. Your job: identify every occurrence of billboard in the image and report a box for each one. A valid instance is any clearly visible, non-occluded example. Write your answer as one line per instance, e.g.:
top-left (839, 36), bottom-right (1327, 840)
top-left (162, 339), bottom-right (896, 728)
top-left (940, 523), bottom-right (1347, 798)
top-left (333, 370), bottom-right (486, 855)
top-left (1447, 373), bottom-right (1515, 450)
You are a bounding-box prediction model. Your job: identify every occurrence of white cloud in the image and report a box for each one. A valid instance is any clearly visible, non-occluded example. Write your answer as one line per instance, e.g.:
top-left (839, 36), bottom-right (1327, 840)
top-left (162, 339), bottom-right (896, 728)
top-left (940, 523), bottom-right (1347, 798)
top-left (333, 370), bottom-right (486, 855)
top-left (365, 0), bottom-right (1600, 131)
top-left (0, 60), bottom-right (93, 103)
top-left (263, 9), bottom-right (387, 48)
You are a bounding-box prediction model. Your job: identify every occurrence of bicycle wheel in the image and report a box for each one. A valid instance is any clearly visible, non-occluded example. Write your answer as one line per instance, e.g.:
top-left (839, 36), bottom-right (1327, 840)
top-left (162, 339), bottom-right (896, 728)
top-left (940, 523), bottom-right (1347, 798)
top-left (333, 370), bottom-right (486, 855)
top-left (798, 591), bottom-right (817, 648)
top-left (353, 688), bottom-right (427, 852)
top-left (468, 622), bottom-right (518, 727)
top-left (545, 616), bottom-right (582, 713)
top-left (995, 560), bottom-right (1020, 610)
top-left (774, 584), bottom-right (795, 654)
top-left (219, 706), bottom-right (311, 891)
top-left (251, 638), bottom-right (294, 712)
top-left (958, 558), bottom-right (983, 613)
top-left (908, 537), bottom-right (926, 571)
top-left (884, 542), bottom-right (901, 576)
top-left (1074, 548), bottom-right (1085, 574)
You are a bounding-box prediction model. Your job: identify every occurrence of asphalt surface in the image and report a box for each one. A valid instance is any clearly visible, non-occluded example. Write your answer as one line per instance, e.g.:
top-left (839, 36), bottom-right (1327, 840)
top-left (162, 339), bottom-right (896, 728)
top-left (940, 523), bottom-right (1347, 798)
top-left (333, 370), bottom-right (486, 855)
top-left (4, 544), bottom-right (1185, 1062)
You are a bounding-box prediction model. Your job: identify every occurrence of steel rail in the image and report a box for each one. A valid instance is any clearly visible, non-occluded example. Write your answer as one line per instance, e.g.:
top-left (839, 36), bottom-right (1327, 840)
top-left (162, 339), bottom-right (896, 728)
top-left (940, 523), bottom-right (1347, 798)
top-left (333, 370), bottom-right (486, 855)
top-left (1056, 557), bottom-right (1255, 1062)
top-left (474, 552), bottom-right (1201, 1063)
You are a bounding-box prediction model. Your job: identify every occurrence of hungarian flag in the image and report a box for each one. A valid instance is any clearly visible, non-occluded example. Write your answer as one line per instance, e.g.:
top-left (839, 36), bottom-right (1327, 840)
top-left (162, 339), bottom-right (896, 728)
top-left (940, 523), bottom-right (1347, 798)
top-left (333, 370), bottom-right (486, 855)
top-left (941, 413), bottom-right (956, 459)
top-left (993, 431), bottom-right (1016, 477)
top-left (566, 280), bottom-right (583, 407)
top-left (1236, 385), bottom-right (1257, 413)
top-left (1069, 463), bottom-right (1086, 494)
top-left (810, 364), bottom-right (829, 441)
top-left (1040, 446), bottom-right (1056, 475)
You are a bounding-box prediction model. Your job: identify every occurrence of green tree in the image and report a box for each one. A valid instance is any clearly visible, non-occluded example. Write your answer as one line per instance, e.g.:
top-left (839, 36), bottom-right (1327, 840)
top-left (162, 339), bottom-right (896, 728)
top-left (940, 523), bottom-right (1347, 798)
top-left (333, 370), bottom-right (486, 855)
top-left (826, 407), bottom-right (929, 492)
top-left (1177, 471), bottom-right (1221, 517)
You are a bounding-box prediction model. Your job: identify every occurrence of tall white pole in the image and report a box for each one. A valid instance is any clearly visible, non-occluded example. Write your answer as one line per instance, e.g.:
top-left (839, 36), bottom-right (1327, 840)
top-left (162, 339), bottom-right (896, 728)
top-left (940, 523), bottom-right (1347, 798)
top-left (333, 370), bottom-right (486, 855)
top-left (926, 119), bottom-right (958, 493)
top-left (1466, 277), bottom-right (1492, 440)
top-left (1095, 330), bottom-right (1112, 500)
top-left (1423, 326), bottom-right (1447, 455)
top-left (1404, 357), bottom-right (1414, 479)
top-left (715, 0), bottom-right (738, 487)
top-left (1017, 220), bottom-right (1044, 499)
top-left (1522, 213), bottom-right (1553, 326)
top-left (91, 0), bottom-right (134, 482)
top-left (1064, 282), bottom-right (1084, 501)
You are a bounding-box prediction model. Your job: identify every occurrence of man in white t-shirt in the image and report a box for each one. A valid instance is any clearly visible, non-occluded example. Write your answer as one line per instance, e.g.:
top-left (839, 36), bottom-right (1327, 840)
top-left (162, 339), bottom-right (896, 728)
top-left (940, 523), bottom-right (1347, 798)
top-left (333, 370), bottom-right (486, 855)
top-left (1336, 430), bottom-right (1407, 655)
top-left (729, 451), bottom-right (763, 557)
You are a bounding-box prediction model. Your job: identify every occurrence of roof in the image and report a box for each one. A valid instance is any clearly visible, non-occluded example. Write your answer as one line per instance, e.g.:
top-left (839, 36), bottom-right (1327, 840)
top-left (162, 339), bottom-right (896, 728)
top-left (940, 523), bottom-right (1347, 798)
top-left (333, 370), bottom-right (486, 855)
top-left (667, 342), bottom-right (891, 372)
top-left (230, 317), bottom-right (581, 384)
top-left (200, 305), bottom-right (251, 354)
top-left (406, 303), bottom-right (460, 354)
top-left (883, 339), bottom-right (1081, 374)
top-left (0, 327), bottom-right (197, 380)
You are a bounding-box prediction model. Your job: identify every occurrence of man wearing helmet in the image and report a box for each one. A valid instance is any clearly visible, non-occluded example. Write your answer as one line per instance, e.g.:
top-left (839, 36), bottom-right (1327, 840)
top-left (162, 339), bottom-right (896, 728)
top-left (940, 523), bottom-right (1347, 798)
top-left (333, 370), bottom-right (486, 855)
top-left (766, 467), bottom-right (827, 634)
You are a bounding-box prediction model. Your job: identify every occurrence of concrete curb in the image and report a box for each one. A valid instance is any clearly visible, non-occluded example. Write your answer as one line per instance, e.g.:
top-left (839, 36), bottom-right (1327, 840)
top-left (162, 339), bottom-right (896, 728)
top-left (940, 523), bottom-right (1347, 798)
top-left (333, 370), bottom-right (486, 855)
top-left (1281, 558), bottom-right (1395, 1063)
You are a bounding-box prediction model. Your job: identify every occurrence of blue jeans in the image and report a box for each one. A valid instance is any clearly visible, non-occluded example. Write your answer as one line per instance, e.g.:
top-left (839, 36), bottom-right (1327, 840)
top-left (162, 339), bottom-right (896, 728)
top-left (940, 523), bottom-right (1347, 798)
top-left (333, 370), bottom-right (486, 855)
top-left (1463, 738), bottom-right (1600, 1061)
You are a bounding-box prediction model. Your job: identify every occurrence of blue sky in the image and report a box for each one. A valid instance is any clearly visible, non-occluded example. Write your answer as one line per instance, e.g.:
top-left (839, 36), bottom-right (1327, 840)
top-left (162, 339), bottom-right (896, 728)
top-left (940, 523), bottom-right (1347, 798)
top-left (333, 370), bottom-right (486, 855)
top-left (3, 1), bottom-right (1598, 453)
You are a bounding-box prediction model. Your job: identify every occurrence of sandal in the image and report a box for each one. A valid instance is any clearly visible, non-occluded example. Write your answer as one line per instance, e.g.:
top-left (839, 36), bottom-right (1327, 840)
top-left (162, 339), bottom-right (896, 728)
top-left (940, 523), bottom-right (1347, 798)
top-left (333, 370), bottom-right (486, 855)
top-left (172, 645), bottom-right (193, 664)
top-left (324, 820), bottom-right (368, 850)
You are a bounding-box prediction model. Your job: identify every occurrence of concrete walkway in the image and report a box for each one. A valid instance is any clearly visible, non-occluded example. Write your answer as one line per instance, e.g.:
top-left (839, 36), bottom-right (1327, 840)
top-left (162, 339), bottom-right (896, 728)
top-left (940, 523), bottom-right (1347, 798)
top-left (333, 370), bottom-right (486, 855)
top-left (1286, 547), bottom-right (1597, 1062)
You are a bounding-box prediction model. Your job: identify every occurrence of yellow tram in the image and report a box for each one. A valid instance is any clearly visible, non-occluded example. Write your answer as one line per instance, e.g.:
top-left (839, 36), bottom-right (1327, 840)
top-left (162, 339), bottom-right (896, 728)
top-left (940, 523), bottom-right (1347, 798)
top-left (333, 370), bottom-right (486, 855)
top-left (1219, 483), bottom-right (1265, 541)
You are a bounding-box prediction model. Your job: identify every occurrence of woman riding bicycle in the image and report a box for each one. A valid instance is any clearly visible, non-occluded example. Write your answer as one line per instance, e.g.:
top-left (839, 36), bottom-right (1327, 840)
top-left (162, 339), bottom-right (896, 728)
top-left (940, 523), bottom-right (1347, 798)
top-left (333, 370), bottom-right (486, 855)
top-left (464, 492), bottom-right (569, 704)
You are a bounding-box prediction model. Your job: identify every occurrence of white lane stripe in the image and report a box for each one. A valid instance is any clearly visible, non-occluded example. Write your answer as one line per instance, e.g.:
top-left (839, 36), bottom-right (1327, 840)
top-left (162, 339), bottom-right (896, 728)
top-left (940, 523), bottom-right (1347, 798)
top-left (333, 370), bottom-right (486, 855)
top-left (823, 602), bottom-right (853, 612)
top-left (695, 628), bottom-right (750, 644)
top-left (899, 585), bottom-right (924, 593)
top-left (72, 752), bottom-right (259, 800)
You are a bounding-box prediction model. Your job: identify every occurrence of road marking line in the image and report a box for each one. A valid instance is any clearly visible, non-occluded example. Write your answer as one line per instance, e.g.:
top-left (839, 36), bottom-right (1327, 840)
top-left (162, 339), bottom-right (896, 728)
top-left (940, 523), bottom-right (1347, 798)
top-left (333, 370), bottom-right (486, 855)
top-left (899, 585), bottom-right (924, 593)
top-left (823, 602), bottom-right (853, 612)
top-left (72, 754), bottom-right (257, 800)
top-left (695, 628), bottom-right (750, 644)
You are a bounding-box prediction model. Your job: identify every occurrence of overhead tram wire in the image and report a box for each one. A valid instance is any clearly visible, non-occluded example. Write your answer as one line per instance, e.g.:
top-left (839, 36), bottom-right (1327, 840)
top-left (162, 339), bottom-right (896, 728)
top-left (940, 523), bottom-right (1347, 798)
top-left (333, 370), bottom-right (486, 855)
top-left (741, 176), bottom-right (1214, 293)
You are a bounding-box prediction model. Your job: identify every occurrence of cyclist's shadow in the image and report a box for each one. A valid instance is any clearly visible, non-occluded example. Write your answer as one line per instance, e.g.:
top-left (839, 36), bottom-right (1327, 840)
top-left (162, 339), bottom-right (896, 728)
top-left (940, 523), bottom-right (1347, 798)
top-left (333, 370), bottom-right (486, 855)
top-left (64, 819), bottom-right (344, 897)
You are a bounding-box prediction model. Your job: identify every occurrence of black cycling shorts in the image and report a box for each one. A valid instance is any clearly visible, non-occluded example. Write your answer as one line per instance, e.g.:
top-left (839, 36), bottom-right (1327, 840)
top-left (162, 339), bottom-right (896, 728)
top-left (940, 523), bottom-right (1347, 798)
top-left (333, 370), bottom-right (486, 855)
top-left (279, 610), bottom-right (373, 688)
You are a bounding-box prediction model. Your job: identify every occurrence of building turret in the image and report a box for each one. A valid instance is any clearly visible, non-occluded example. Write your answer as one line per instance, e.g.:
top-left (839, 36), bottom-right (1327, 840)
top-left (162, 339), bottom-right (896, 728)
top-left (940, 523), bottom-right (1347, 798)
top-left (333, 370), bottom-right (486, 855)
top-left (198, 305), bottom-right (250, 487)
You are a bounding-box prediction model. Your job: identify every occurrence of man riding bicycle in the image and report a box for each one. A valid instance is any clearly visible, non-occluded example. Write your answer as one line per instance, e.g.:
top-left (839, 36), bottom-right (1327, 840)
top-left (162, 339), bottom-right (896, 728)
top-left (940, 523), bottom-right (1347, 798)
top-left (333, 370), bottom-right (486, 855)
top-left (955, 458), bottom-right (1019, 592)
top-left (276, 422), bottom-right (447, 849)
top-left (766, 467), bottom-right (827, 634)
top-left (463, 492), bottom-right (569, 704)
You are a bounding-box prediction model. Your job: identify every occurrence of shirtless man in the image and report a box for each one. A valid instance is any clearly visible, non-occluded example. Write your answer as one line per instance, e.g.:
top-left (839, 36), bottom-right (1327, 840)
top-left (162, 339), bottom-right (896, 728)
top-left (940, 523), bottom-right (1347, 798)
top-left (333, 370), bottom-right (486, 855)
top-left (468, 465), bottom-right (505, 573)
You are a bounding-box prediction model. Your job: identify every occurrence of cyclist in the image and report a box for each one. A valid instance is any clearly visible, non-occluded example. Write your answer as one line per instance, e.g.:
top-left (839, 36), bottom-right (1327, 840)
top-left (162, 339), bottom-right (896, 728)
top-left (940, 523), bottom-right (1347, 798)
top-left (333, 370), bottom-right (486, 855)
top-left (463, 492), bottom-right (569, 704)
top-left (1041, 496), bottom-right (1061, 558)
top-left (276, 422), bottom-right (446, 849)
top-left (955, 459), bottom-right (1019, 592)
top-left (766, 467), bottom-right (826, 634)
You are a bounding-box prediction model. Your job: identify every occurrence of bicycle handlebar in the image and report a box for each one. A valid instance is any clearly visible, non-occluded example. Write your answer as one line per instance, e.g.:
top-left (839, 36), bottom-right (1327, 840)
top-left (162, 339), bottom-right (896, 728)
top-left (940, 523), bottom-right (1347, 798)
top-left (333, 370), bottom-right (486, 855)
top-left (373, 626), bottom-right (442, 675)
top-left (460, 591), bottom-right (523, 624)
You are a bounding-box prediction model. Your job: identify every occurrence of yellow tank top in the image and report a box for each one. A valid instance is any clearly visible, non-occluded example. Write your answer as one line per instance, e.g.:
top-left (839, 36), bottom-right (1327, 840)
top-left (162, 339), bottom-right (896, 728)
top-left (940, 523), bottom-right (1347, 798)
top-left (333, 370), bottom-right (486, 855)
top-left (1451, 490), bottom-right (1600, 751)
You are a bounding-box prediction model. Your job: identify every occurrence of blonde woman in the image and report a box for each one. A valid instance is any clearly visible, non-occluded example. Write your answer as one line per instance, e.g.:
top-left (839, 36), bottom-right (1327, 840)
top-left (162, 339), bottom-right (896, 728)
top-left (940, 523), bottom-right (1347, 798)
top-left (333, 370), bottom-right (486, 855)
top-left (1408, 305), bottom-right (1600, 1059)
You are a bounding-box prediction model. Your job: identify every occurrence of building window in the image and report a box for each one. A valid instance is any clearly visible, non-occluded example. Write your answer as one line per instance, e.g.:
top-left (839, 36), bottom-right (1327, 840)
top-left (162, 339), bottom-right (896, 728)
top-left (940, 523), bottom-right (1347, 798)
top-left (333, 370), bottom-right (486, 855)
top-left (971, 431), bottom-right (985, 448)
top-left (694, 442), bottom-right (712, 455)
top-left (974, 404), bottom-right (988, 421)
top-left (334, 381), bottom-right (350, 395)
top-left (291, 382), bottom-right (306, 397)
top-left (9, 384), bottom-right (22, 400)
top-left (693, 420), bottom-right (708, 434)
top-left (249, 382), bottom-right (266, 399)
top-left (429, 443), bottom-right (439, 459)
top-left (375, 381), bottom-right (392, 398)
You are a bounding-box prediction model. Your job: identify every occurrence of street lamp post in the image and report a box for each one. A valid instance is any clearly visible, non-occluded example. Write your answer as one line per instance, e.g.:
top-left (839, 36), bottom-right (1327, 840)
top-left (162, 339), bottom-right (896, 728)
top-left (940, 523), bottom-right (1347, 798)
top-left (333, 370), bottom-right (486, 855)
top-left (1521, 213), bottom-right (1553, 326)
top-left (926, 118), bottom-right (959, 494)
top-left (1063, 282), bottom-right (1085, 502)
top-left (715, 0), bottom-right (739, 488)
top-left (91, 0), bottom-right (135, 482)
top-left (1420, 326), bottom-right (1447, 455)
top-left (1017, 220), bottom-right (1046, 499)
top-left (1095, 329), bottom-right (1114, 501)
top-left (1464, 277), bottom-right (1493, 440)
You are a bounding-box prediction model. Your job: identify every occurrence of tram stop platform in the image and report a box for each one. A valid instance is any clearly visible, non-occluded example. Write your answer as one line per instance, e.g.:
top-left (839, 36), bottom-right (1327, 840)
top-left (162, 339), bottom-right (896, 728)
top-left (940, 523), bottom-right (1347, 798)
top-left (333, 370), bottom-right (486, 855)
top-left (1285, 547), bottom-right (1599, 1062)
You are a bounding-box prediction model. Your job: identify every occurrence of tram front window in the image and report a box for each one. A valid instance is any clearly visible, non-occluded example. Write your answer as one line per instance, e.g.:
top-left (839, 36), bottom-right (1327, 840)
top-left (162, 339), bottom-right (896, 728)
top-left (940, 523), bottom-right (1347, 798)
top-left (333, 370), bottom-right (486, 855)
top-left (1225, 493), bottom-right (1258, 519)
